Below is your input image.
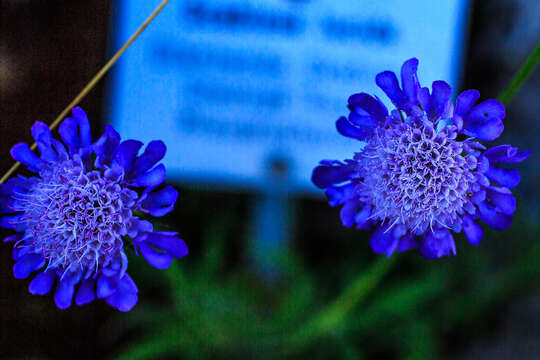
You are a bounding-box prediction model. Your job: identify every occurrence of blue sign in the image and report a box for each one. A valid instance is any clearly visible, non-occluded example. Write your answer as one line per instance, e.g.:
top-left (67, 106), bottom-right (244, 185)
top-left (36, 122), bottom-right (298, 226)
top-left (108, 0), bottom-right (470, 192)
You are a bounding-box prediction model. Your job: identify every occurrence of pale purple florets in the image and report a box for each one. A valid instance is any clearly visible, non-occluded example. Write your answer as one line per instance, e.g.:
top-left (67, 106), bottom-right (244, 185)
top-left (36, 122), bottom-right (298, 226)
top-left (313, 59), bottom-right (530, 259)
top-left (0, 107), bottom-right (188, 310)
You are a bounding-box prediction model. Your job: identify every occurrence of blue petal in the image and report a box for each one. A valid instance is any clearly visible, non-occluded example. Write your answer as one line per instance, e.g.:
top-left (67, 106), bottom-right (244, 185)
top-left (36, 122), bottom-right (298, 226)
top-left (455, 89), bottom-right (480, 116)
top-left (485, 186), bottom-right (516, 215)
top-left (104, 274), bottom-right (138, 312)
top-left (127, 219), bottom-right (154, 238)
top-left (427, 81), bottom-right (452, 121)
top-left (369, 225), bottom-right (406, 258)
top-left (140, 186), bottom-right (178, 217)
top-left (142, 232), bottom-right (188, 259)
top-left (1, 214), bottom-right (27, 231)
top-left (92, 126), bottom-right (121, 168)
top-left (132, 141), bottom-right (166, 177)
top-left (10, 143), bottom-right (45, 172)
top-left (29, 270), bottom-right (56, 295)
top-left (75, 278), bottom-right (96, 306)
top-left (400, 58), bottom-right (419, 103)
top-left (483, 145), bottom-right (531, 164)
top-left (71, 107), bottom-right (92, 147)
top-left (138, 242), bottom-right (173, 269)
top-left (348, 93), bottom-right (388, 121)
top-left (375, 71), bottom-right (407, 109)
top-left (477, 201), bottom-right (512, 231)
top-left (462, 99), bottom-right (505, 141)
top-left (348, 111), bottom-right (379, 128)
top-left (340, 199), bottom-right (362, 227)
top-left (115, 140), bottom-right (143, 172)
top-left (336, 116), bottom-right (371, 140)
top-left (354, 205), bottom-right (372, 228)
top-left (54, 277), bottom-right (76, 310)
top-left (31, 122), bottom-right (58, 162)
top-left (97, 275), bottom-right (118, 298)
top-left (58, 117), bottom-right (80, 154)
top-left (325, 183), bottom-right (355, 207)
top-left (13, 253), bottom-right (45, 279)
top-left (398, 234), bottom-right (418, 252)
top-left (3, 235), bottom-right (21, 243)
top-left (130, 164), bottom-right (166, 188)
top-left (462, 215), bottom-right (483, 245)
top-left (312, 162), bottom-right (355, 189)
top-left (484, 165), bottom-right (520, 188)
top-left (463, 118), bottom-right (504, 141)
top-left (419, 229), bottom-right (456, 259)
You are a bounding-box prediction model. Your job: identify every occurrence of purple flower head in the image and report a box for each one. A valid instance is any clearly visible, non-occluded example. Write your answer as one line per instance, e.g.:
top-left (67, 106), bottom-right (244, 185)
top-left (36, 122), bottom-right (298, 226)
top-left (0, 107), bottom-right (188, 311)
top-left (313, 59), bottom-right (530, 259)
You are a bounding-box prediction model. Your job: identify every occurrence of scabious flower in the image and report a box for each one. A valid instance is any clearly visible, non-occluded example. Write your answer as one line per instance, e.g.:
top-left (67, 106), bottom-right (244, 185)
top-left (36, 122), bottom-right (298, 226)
top-left (312, 58), bottom-right (530, 259)
top-left (0, 107), bottom-right (187, 311)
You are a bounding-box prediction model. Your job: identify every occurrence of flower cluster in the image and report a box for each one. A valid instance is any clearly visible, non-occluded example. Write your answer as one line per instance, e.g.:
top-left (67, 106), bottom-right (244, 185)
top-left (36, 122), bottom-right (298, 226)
top-left (312, 58), bottom-right (530, 259)
top-left (0, 107), bottom-right (187, 311)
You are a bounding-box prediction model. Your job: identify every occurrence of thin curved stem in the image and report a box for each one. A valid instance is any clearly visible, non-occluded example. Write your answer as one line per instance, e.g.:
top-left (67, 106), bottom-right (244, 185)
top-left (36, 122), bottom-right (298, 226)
top-left (0, 0), bottom-right (172, 185)
top-left (284, 256), bottom-right (396, 354)
top-left (498, 41), bottom-right (540, 105)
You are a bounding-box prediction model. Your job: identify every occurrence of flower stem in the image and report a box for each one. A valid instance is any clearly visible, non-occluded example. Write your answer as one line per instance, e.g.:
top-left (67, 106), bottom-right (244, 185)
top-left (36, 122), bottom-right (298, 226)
top-left (0, 0), bottom-right (172, 185)
top-left (498, 41), bottom-right (540, 105)
top-left (284, 256), bottom-right (396, 354)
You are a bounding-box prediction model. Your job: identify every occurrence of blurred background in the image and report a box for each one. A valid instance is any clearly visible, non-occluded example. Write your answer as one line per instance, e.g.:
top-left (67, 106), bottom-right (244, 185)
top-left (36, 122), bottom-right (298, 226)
top-left (1, 0), bottom-right (539, 359)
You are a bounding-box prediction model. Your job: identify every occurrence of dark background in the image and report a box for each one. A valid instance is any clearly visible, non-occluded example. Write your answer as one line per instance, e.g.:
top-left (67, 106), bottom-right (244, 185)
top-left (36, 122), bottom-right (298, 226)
top-left (1, 0), bottom-right (539, 359)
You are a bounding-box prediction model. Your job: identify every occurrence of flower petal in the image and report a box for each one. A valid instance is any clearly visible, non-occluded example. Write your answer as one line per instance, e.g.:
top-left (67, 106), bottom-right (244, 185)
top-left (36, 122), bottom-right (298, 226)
top-left (13, 253), bottom-right (45, 279)
top-left (75, 278), bottom-right (96, 306)
top-left (477, 201), bottom-right (512, 231)
top-left (485, 186), bottom-right (516, 215)
top-left (130, 164), bottom-right (166, 188)
top-left (419, 229), bottom-right (456, 259)
top-left (462, 215), bottom-right (483, 245)
top-left (369, 225), bottom-right (406, 258)
top-left (336, 116), bottom-right (371, 140)
top-left (131, 141), bottom-right (167, 177)
top-left (483, 145), bottom-right (531, 164)
top-left (455, 89), bottom-right (480, 116)
top-left (462, 99), bottom-right (505, 141)
top-left (71, 107), bottom-right (92, 147)
top-left (54, 277), bottom-right (76, 310)
top-left (312, 162), bottom-right (356, 189)
top-left (484, 165), bottom-right (520, 188)
top-left (97, 275), bottom-right (118, 298)
top-left (400, 58), bottom-right (420, 104)
top-left (104, 274), bottom-right (138, 312)
top-left (375, 71), bottom-right (407, 109)
top-left (340, 199), bottom-right (362, 227)
top-left (29, 270), bottom-right (56, 295)
top-left (141, 232), bottom-right (188, 259)
top-left (138, 242), bottom-right (173, 270)
top-left (398, 233), bottom-right (418, 252)
top-left (115, 140), bottom-right (144, 172)
top-left (325, 183), bottom-right (355, 207)
top-left (348, 93), bottom-right (388, 121)
top-left (140, 186), bottom-right (178, 217)
top-left (92, 125), bottom-right (121, 168)
top-left (427, 81), bottom-right (452, 121)
top-left (31, 122), bottom-right (58, 162)
top-left (10, 143), bottom-right (45, 172)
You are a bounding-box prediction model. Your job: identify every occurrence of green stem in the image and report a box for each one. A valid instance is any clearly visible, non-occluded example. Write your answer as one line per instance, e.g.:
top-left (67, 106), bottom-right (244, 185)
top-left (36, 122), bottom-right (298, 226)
top-left (498, 41), bottom-right (540, 105)
top-left (284, 256), bottom-right (396, 353)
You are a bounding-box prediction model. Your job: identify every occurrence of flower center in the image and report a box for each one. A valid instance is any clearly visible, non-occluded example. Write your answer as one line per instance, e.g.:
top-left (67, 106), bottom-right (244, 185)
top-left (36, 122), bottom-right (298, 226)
top-left (358, 120), bottom-right (477, 234)
top-left (16, 159), bottom-right (137, 274)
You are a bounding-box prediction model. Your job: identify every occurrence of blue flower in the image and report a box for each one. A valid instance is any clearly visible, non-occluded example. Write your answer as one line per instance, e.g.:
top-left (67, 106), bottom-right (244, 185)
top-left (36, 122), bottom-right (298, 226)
top-left (312, 59), bottom-right (530, 259)
top-left (0, 107), bottom-right (188, 311)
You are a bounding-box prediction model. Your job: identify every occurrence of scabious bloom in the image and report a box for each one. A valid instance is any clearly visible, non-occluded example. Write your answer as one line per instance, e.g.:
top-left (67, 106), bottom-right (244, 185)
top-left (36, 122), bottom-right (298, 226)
top-left (0, 107), bottom-right (187, 310)
top-left (312, 58), bottom-right (530, 259)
